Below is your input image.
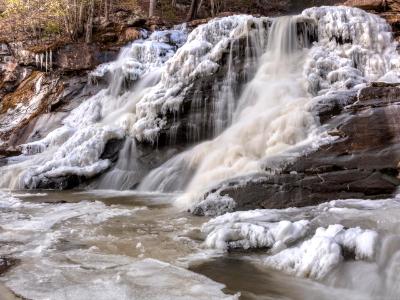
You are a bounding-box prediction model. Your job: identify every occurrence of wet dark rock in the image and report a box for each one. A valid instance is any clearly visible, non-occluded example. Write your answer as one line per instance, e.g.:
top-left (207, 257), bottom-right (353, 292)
top-left (209, 169), bottom-right (399, 210)
top-left (100, 138), bottom-right (126, 162)
top-left (0, 147), bottom-right (21, 158)
top-left (33, 174), bottom-right (85, 190)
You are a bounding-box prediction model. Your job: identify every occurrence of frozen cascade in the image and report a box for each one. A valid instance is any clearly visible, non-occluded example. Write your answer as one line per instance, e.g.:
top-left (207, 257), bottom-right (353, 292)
top-left (0, 6), bottom-right (399, 192)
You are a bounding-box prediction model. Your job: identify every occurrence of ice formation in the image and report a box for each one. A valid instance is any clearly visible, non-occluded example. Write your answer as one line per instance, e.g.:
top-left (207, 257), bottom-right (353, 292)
top-left (90, 27), bottom-right (187, 85)
top-left (171, 6), bottom-right (400, 208)
top-left (302, 6), bottom-right (400, 94)
top-left (264, 224), bottom-right (378, 279)
top-left (0, 28), bottom-right (187, 189)
top-left (203, 217), bottom-right (310, 251)
top-left (25, 126), bottom-right (124, 183)
top-left (199, 201), bottom-right (381, 280)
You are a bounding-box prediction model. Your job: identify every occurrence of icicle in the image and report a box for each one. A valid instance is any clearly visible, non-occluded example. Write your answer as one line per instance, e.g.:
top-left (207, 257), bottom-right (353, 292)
top-left (35, 54), bottom-right (39, 68)
top-left (49, 49), bottom-right (53, 71)
top-left (45, 51), bottom-right (48, 73)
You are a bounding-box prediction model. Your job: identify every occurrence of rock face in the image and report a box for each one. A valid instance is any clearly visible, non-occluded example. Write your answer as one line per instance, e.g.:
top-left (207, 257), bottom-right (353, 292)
top-left (54, 43), bottom-right (118, 72)
top-left (198, 82), bottom-right (400, 211)
top-left (0, 72), bottom-right (98, 151)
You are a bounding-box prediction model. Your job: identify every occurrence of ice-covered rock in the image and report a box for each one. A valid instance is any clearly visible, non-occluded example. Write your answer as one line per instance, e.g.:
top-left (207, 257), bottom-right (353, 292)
top-left (200, 205), bottom-right (379, 280)
top-left (20, 126), bottom-right (124, 189)
top-left (192, 193), bottom-right (237, 217)
top-left (264, 224), bottom-right (378, 279)
top-left (201, 210), bottom-right (310, 251)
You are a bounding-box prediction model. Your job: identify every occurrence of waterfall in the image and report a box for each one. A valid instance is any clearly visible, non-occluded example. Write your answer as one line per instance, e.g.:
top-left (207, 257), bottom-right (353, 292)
top-left (139, 16), bottom-right (318, 206)
top-left (0, 7), bottom-right (399, 193)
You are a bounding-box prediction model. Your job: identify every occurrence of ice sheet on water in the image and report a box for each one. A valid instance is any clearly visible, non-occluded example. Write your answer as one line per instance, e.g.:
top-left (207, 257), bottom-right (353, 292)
top-left (0, 191), bottom-right (236, 299)
top-left (4, 254), bottom-right (237, 300)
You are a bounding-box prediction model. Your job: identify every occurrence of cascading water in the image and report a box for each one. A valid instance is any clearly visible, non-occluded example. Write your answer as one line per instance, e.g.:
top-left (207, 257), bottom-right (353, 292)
top-left (182, 16), bottom-right (318, 199)
top-left (139, 16), bottom-right (320, 205)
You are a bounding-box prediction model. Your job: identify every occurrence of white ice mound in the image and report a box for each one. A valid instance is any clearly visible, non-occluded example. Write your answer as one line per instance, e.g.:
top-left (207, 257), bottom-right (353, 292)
top-left (264, 224), bottom-right (378, 280)
top-left (22, 125), bottom-right (124, 188)
top-left (202, 210), bottom-right (310, 250)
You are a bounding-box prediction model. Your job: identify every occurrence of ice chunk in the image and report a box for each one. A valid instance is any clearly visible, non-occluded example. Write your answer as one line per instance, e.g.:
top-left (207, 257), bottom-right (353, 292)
top-left (193, 193), bottom-right (237, 217)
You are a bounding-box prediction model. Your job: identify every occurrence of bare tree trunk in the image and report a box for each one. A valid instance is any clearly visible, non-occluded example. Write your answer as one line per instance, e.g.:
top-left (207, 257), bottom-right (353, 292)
top-left (210, 0), bottom-right (215, 16)
top-left (186, 0), bottom-right (200, 21)
top-left (64, 15), bottom-right (73, 40)
top-left (104, 0), bottom-right (109, 21)
top-left (78, 0), bottom-right (84, 35)
top-left (149, 0), bottom-right (156, 17)
top-left (171, 0), bottom-right (176, 8)
top-left (85, 0), bottom-right (95, 43)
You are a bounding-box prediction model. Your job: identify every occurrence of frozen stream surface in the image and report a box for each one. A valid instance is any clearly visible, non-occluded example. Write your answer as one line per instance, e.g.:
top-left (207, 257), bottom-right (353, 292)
top-left (1, 190), bottom-right (400, 300)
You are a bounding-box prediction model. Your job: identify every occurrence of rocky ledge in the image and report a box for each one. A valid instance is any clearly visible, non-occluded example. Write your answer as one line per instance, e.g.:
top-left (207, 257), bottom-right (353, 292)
top-left (194, 82), bottom-right (400, 214)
